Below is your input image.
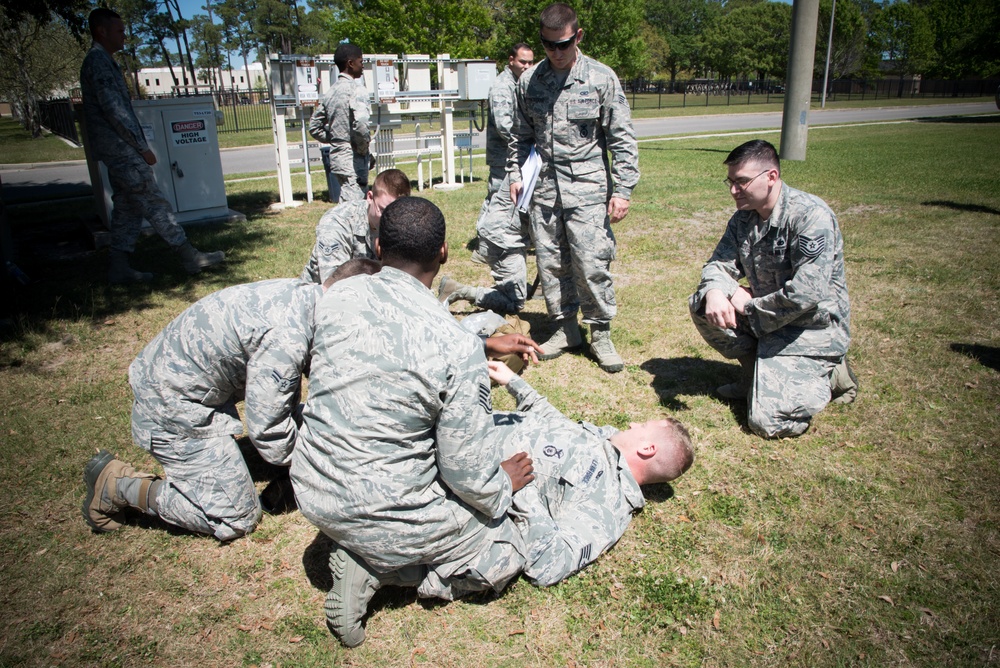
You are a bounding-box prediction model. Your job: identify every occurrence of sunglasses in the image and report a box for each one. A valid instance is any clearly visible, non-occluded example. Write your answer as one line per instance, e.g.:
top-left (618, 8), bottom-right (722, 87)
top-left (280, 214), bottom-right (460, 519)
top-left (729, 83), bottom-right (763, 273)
top-left (539, 33), bottom-right (577, 51)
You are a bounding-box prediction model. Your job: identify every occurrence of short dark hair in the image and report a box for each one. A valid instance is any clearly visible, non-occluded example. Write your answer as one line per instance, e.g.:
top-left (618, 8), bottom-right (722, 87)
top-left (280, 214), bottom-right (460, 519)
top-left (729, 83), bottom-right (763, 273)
top-left (509, 43), bottom-right (532, 58)
top-left (334, 43), bottom-right (363, 71)
top-left (323, 258), bottom-right (381, 288)
top-left (88, 7), bottom-right (121, 39)
top-left (378, 197), bottom-right (445, 265)
top-left (724, 139), bottom-right (780, 174)
top-left (540, 3), bottom-right (578, 34)
top-left (372, 168), bottom-right (411, 199)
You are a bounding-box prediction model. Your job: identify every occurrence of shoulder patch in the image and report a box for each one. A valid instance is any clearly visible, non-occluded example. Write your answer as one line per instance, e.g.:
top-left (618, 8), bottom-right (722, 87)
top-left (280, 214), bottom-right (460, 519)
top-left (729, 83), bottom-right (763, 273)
top-left (478, 381), bottom-right (493, 414)
top-left (798, 236), bottom-right (825, 259)
top-left (318, 241), bottom-right (341, 257)
top-left (269, 369), bottom-right (298, 393)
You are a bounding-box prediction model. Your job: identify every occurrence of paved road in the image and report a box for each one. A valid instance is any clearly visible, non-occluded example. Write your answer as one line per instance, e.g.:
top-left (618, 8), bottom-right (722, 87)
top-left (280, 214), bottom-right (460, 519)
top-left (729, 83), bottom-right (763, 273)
top-left (3, 101), bottom-right (996, 203)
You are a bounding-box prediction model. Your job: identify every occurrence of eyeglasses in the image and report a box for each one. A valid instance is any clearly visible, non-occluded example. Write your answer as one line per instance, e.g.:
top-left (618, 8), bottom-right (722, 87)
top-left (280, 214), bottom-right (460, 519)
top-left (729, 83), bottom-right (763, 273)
top-left (539, 33), bottom-right (577, 51)
top-left (724, 170), bottom-right (770, 191)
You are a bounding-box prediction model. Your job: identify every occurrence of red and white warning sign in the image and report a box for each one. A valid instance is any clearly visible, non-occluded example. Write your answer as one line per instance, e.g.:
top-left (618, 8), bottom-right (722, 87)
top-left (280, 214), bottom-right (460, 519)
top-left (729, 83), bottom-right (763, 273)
top-left (171, 119), bottom-right (208, 145)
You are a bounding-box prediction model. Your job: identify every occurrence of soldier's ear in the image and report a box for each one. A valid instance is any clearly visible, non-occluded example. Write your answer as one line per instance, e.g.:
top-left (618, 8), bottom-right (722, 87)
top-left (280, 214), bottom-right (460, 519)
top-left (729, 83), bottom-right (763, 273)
top-left (439, 242), bottom-right (448, 266)
top-left (374, 238), bottom-right (383, 260)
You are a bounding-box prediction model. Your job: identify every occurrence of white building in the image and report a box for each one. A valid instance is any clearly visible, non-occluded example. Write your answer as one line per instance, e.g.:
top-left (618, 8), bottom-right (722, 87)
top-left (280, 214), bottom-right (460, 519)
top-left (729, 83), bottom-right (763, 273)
top-left (138, 62), bottom-right (266, 96)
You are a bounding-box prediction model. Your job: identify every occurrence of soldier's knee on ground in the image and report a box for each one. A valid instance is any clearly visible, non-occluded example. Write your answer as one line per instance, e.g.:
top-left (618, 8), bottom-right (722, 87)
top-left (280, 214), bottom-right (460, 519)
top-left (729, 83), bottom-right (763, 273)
top-left (211, 500), bottom-right (262, 542)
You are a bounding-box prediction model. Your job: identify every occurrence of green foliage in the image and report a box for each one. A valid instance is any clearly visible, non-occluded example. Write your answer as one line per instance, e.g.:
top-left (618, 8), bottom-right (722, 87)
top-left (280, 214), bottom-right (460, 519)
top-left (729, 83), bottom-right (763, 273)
top-left (814, 0), bottom-right (870, 79)
top-left (922, 0), bottom-right (1000, 78)
top-left (871, 0), bottom-right (937, 77)
top-left (701, 1), bottom-right (792, 79)
top-left (0, 13), bottom-right (87, 137)
top-left (320, 0), bottom-right (496, 60)
top-left (644, 0), bottom-right (722, 80)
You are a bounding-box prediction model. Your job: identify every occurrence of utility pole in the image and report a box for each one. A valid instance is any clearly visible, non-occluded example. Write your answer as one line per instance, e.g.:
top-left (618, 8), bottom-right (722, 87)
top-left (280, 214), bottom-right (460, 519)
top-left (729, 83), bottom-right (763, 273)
top-left (780, 0), bottom-right (820, 161)
top-left (821, 0), bottom-right (837, 108)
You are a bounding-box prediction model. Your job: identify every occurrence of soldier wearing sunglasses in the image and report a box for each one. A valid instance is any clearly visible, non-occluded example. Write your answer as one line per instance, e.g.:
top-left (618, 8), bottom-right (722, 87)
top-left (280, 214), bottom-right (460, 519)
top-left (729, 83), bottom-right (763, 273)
top-left (508, 3), bottom-right (639, 374)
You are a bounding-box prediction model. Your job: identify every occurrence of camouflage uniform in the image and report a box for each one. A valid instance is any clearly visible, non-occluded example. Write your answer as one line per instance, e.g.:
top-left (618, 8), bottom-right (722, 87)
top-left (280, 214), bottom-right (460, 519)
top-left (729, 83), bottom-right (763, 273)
top-left (79, 42), bottom-right (187, 252)
top-left (471, 66), bottom-right (530, 314)
top-left (129, 279), bottom-right (321, 540)
top-left (300, 200), bottom-right (372, 284)
top-left (469, 173), bottom-right (530, 314)
top-left (490, 376), bottom-right (644, 586)
top-left (689, 183), bottom-right (851, 438)
top-left (509, 52), bottom-right (639, 325)
top-left (291, 268), bottom-right (524, 600)
top-left (309, 73), bottom-right (371, 202)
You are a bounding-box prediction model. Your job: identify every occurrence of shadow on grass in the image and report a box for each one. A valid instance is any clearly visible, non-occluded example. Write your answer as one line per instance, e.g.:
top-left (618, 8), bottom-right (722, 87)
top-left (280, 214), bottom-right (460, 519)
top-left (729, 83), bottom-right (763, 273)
top-left (640, 355), bottom-right (748, 424)
top-left (950, 343), bottom-right (1000, 372)
top-left (1, 208), bottom-right (282, 348)
top-left (922, 200), bottom-right (1000, 217)
top-left (642, 482), bottom-right (677, 503)
top-left (916, 114), bottom-right (1000, 125)
top-left (301, 531), bottom-right (420, 627)
top-left (638, 146), bottom-right (731, 153)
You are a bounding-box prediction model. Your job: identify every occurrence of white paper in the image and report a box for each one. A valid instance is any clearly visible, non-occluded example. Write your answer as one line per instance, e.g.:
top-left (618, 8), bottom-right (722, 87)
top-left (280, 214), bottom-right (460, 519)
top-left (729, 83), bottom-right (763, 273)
top-left (516, 145), bottom-right (541, 213)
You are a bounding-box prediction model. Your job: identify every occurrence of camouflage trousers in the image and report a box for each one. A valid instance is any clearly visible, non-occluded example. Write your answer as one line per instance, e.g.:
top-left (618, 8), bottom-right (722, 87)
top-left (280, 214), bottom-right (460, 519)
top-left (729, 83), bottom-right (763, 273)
top-left (105, 152), bottom-right (187, 252)
top-left (417, 515), bottom-right (526, 601)
top-left (475, 166), bottom-right (507, 220)
top-left (689, 299), bottom-right (839, 438)
top-left (472, 238), bottom-right (528, 314)
top-left (131, 410), bottom-right (261, 541)
top-left (326, 147), bottom-right (368, 203)
top-left (530, 201), bottom-right (617, 325)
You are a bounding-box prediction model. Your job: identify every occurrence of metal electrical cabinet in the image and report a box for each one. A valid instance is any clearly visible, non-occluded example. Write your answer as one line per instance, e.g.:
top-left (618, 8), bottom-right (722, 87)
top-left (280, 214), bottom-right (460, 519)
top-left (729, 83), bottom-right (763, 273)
top-left (84, 96), bottom-right (243, 236)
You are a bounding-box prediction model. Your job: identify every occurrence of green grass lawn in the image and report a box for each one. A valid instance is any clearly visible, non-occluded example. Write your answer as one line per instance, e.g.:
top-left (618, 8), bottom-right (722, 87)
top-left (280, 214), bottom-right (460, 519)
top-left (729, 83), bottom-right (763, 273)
top-left (1, 116), bottom-right (998, 666)
top-left (0, 116), bottom-right (86, 164)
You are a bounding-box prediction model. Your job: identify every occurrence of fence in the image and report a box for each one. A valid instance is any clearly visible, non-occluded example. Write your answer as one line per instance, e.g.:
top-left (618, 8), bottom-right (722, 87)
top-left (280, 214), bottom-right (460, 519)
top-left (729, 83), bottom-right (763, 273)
top-left (623, 77), bottom-right (1000, 111)
top-left (37, 99), bottom-right (80, 145)
top-left (135, 88), bottom-right (273, 134)
top-left (209, 89), bottom-right (273, 134)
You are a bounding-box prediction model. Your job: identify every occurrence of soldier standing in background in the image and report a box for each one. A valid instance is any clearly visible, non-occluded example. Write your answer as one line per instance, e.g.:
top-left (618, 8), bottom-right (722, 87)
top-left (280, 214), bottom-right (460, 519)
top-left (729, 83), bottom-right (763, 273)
top-left (689, 139), bottom-right (858, 439)
top-left (82, 277), bottom-right (326, 541)
top-left (509, 3), bottom-right (639, 373)
top-left (291, 197), bottom-right (534, 648)
top-left (439, 44), bottom-right (535, 315)
top-left (80, 8), bottom-right (225, 284)
top-left (309, 43), bottom-right (371, 202)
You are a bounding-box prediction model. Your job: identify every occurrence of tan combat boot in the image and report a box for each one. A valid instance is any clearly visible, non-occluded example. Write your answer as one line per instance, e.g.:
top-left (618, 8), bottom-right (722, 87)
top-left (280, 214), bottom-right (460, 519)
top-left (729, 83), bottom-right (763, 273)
top-left (538, 318), bottom-right (584, 360)
top-left (830, 356), bottom-right (859, 404)
top-left (589, 323), bottom-right (624, 373)
top-left (82, 450), bottom-right (158, 532)
top-left (175, 241), bottom-right (225, 274)
top-left (437, 276), bottom-right (478, 305)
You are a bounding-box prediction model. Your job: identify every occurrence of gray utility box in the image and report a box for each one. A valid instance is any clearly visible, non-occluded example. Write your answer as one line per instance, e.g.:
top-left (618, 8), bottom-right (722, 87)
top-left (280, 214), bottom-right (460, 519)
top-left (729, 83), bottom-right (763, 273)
top-left (458, 61), bottom-right (497, 100)
top-left (82, 96), bottom-right (244, 238)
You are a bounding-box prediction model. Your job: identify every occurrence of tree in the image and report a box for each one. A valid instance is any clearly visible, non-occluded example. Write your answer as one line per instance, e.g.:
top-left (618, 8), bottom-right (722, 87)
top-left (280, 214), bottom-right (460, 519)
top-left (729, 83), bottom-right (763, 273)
top-left (814, 0), bottom-right (871, 80)
top-left (0, 13), bottom-right (87, 136)
top-left (488, 0), bottom-right (647, 79)
top-left (318, 0), bottom-right (495, 61)
top-left (0, 0), bottom-right (89, 36)
top-left (701, 1), bottom-right (792, 80)
top-left (218, 0), bottom-right (258, 84)
top-left (645, 0), bottom-right (722, 83)
top-left (639, 21), bottom-right (671, 78)
top-left (919, 0), bottom-right (1000, 78)
top-left (190, 14), bottom-right (223, 88)
top-left (871, 1), bottom-right (936, 78)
